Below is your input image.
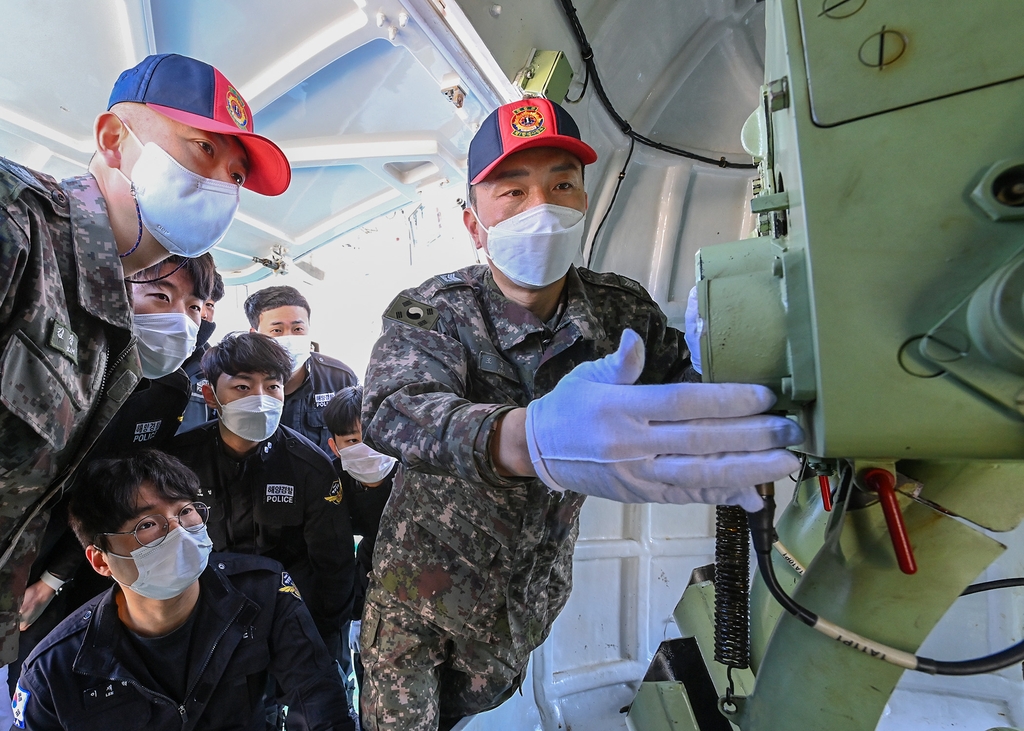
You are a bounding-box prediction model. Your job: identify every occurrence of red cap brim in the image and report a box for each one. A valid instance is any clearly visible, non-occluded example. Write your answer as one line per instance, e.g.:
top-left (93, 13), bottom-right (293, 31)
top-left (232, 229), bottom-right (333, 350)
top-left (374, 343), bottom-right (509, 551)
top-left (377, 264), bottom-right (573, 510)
top-left (470, 134), bottom-right (597, 185)
top-left (148, 103), bottom-right (292, 196)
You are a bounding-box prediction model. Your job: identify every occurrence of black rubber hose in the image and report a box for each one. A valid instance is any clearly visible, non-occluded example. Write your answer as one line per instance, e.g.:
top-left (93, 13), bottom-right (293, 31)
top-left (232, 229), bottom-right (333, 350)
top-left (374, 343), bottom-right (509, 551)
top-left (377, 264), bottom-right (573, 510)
top-left (747, 495), bottom-right (818, 627)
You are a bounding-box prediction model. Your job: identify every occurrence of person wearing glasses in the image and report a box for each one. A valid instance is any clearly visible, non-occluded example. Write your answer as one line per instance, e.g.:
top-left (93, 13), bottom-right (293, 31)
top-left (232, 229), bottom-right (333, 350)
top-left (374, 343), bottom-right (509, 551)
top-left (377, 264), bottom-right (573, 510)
top-left (11, 449), bottom-right (352, 731)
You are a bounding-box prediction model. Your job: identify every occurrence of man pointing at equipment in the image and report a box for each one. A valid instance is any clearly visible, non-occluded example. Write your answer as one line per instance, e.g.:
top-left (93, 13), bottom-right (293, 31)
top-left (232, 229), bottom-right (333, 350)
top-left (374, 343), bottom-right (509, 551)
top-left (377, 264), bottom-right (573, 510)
top-left (359, 98), bottom-right (802, 730)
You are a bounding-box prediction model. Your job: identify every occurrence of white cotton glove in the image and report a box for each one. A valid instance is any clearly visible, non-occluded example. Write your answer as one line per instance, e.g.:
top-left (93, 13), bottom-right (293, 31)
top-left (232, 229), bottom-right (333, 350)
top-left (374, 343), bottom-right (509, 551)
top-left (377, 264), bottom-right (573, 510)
top-left (684, 285), bottom-right (703, 374)
top-left (524, 329), bottom-right (803, 511)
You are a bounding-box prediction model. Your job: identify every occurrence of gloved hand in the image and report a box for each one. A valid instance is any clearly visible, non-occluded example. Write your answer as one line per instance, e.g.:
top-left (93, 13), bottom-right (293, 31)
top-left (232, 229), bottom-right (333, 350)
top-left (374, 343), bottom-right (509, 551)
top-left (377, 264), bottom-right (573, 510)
top-left (524, 329), bottom-right (803, 511)
top-left (684, 285), bottom-right (703, 374)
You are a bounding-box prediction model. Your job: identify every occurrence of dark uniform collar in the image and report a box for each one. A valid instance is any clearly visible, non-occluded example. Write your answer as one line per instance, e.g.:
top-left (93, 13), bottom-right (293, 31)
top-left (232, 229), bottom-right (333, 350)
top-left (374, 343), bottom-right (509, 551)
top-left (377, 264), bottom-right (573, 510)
top-left (72, 588), bottom-right (131, 681)
top-left (72, 565), bottom-right (254, 688)
top-left (62, 174), bottom-right (133, 331)
top-left (481, 266), bottom-right (606, 351)
top-left (214, 423), bottom-right (284, 465)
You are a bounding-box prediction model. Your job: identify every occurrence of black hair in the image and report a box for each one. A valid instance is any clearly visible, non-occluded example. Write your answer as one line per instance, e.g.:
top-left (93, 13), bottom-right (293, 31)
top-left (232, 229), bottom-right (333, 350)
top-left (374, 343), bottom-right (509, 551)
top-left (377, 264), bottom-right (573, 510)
top-left (201, 331), bottom-right (291, 388)
top-left (132, 253), bottom-right (217, 301)
top-left (210, 271), bottom-right (225, 303)
top-left (323, 386), bottom-right (363, 437)
top-left (69, 450), bottom-right (200, 550)
top-left (243, 285), bottom-right (311, 329)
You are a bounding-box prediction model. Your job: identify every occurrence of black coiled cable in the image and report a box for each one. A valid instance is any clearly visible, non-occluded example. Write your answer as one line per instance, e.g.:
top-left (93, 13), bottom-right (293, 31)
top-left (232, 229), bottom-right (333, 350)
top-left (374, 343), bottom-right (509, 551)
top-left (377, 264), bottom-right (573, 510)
top-left (714, 505), bottom-right (752, 670)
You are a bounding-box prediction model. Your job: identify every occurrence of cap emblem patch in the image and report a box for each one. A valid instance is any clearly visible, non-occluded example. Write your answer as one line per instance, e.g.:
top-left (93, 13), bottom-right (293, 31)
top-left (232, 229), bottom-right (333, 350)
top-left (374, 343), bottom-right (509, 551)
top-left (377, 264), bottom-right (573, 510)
top-left (226, 86), bottom-right (249, 130)
top-left (510, 106), bottom-right (545, 138)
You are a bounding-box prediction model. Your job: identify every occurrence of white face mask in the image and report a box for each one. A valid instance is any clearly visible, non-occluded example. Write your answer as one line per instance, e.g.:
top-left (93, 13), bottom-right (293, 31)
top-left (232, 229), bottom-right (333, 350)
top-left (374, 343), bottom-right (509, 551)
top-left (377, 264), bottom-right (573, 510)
top-left (275, 335), bottom-right (312, 373)
top-left (337, 442), bottom-right (397, 484)
top-left (114, 525), bottom-right (212, 601)
top-left (216, 393), bottom-right (283, 442)
top-left (120, 125), bottom-right (240, 257)
top-left (133, 312), bottom-right (200, 379)
top-left (478, 204), bottom-right (586, 289)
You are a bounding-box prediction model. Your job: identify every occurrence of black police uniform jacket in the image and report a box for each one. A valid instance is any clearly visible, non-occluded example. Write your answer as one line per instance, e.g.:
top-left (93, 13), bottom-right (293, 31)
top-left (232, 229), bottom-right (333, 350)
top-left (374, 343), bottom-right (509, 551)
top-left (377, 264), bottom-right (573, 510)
top-left (282, 353), bottom-right (357, 455)
top-left (14, 553), bottom-right (352, 731)
top-left (165, 424), bottom-right (354, 654)
top-left (9, 369), bottom-right (193, 687)
top-left (331, 458), bottom-right (398, 618)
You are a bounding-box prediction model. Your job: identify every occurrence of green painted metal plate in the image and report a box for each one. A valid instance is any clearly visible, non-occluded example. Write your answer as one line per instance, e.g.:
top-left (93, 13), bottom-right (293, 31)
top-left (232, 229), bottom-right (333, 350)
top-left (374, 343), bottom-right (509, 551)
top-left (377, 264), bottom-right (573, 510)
top-left (797, 0), bottom-right (1024, 127)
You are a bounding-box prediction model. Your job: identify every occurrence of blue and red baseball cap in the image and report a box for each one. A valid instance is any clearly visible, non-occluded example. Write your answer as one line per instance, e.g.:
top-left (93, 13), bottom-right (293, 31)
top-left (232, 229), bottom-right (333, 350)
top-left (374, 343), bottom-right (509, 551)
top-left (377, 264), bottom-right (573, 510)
top-left (468, 98), bottom-right (597, 185)
top-left (108, 53), bottom-right (291, 196)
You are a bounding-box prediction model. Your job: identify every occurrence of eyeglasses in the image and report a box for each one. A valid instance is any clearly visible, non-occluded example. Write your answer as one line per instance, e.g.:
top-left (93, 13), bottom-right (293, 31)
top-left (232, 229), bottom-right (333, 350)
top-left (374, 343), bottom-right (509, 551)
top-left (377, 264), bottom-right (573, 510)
top-left (97, 502), bottom-right (210, 555)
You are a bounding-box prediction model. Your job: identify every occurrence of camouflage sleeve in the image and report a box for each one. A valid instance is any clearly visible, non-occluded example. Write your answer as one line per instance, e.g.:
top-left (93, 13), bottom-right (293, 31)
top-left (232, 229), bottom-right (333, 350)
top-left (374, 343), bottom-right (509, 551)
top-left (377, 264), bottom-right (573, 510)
top-left (362, 312), bottom-right (514, 486)
top-left (626, 293), bottom-right (692, 386)
top-left (0, 194), bottom-right (32, 323)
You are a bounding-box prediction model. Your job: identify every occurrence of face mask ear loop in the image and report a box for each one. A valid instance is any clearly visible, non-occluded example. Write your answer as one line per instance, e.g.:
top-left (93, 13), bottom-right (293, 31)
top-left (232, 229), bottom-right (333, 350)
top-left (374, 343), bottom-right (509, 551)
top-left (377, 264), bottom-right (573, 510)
top-left (116, 119), bottom-right (144, 259)
top-left (125, 257), bottom-right (189, 285)
top-left (119, 193), bottom-right (144, 260)
top-left (209, 384), bottom-right (225, 411)
top-left (470, 206), bottom-right (491, 265)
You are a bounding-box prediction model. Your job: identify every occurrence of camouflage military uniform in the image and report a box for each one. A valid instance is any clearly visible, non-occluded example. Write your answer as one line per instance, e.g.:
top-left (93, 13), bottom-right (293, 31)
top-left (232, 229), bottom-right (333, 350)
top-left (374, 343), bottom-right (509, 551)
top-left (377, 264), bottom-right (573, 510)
top-left (360, 264), bottom-right (689, 729)
top-left (0, 160), bottom-right (140, 665)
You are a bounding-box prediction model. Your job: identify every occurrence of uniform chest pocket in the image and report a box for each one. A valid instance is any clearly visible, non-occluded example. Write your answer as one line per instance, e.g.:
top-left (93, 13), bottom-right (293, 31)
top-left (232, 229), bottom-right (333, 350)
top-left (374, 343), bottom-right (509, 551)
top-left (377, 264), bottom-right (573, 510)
top-left (0, 331), bottom-right (86, 450)
top-left (303, 408), bottom-right (326, 429)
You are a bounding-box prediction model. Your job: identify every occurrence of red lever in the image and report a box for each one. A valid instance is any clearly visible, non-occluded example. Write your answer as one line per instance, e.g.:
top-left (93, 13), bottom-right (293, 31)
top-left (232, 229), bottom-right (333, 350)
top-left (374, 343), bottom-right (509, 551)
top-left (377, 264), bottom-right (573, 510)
top-left (863, 468), bottom-right (917, 575)
top-left (817, 474), bottom-right (833, 512)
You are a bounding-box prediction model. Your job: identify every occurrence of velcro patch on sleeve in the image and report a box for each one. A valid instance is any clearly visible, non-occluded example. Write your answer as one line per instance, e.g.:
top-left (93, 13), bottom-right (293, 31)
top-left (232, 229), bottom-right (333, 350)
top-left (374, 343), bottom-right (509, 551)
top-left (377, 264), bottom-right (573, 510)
top-left (12, 682), bottom-right (30, 728)
top-left (384, 296), bottom-right (439, 330)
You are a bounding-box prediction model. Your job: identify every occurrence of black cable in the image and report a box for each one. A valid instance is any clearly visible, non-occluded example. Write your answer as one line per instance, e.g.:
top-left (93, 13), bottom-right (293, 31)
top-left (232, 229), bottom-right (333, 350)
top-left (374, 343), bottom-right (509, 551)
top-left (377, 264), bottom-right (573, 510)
top-left (962, 578), bottom-right (1024, 597)
top-left (789, 452), bottom-right (810, 483)
top-left (747, 492), bottom-right (1024, 676)
top-left (748, 496), bottom-right (817, 627)
top-left (564, 64), bottom-right (589, 104)
top-left (556, 0), bottom-right (757, 170)
top-left (124, 258), bottom-right (189, 282)
top-left (916, 640), bottom-right (1024, 676)
top-left (587, 138), bottom-right (634, 267)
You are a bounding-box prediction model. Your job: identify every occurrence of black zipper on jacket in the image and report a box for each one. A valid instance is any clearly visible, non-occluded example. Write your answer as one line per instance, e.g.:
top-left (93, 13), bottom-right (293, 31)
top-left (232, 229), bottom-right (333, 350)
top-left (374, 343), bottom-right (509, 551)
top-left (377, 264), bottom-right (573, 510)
top-left (176, 600), bottom-right (247, 726)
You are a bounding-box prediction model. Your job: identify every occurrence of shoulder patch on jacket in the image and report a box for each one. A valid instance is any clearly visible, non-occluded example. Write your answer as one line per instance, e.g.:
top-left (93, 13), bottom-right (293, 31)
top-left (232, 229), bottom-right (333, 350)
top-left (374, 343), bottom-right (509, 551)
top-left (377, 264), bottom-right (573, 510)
top-left (433, 271), bottom-right (468, 289)
top-left (384, 295), bottom-right (439, 331)
top-left (12, 682), bottom-right (29, 728)
top-left (279, 571), bottom-right (303, 600)
top-left (325, 478), bottom-right (343, 504)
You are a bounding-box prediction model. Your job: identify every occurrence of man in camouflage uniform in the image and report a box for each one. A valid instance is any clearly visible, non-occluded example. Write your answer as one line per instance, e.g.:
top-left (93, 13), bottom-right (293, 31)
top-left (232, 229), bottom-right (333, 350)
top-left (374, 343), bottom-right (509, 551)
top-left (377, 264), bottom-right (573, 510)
top-left (359, 98), bottom-right (804, 730)
top-left (0, 53), bottom-right (290, 669)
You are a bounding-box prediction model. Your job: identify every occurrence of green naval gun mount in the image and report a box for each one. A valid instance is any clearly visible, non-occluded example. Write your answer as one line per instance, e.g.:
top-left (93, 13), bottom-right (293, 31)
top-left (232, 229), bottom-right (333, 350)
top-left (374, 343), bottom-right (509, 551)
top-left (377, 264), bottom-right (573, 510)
top-left (628, 1), bottom-right (1024, 729)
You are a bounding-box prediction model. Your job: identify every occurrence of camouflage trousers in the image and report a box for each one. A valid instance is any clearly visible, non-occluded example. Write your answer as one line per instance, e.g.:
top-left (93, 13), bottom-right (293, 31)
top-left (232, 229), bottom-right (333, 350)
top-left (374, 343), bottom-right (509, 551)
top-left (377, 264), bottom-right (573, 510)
top-left (360, 596), bottom-right (526, 731)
